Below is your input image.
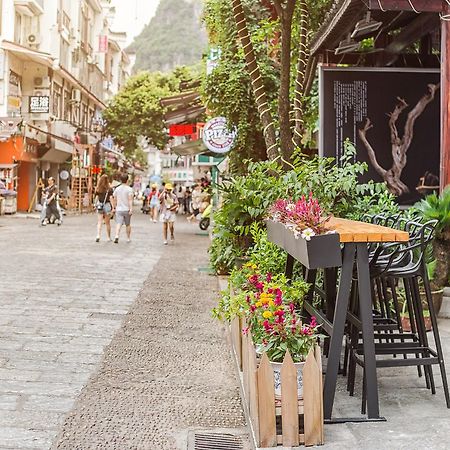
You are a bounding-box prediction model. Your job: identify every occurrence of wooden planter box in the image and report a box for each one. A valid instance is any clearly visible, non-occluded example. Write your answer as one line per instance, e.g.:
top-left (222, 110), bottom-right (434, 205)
top-left (236, 326), bottom-right (324, 448)
top-left (266, 220), bottom-right (341, 269)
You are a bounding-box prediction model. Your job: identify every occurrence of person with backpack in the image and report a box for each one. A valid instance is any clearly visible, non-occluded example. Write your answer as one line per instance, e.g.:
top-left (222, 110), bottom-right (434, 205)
top-left (94, 174), bottom-right (113, 242)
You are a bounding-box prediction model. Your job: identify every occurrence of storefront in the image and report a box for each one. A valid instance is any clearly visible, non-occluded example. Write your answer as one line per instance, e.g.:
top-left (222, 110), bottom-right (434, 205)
top-left (0, 136), bottom-right (38, 211)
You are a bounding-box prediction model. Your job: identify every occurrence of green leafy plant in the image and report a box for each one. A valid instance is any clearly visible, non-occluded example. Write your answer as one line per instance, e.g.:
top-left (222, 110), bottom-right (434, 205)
top-left (417, 186), bottom-right (450, 237)
top-left (209, 142), bottom-right (399, 274)
top-left (415, 187), bottom-right (450, 306)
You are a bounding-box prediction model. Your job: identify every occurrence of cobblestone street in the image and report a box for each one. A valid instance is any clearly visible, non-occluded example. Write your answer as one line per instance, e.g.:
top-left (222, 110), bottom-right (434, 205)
top-left (0, 212), bottom-right (249, 450)
top-left (0, 212), bottom-right (164, 449)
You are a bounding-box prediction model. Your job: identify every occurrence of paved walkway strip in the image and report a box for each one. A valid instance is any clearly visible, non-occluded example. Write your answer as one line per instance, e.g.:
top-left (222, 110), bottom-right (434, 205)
top-left (0, 214), bottom-right (162, 449)
top-left (52, 225), bottom-right (250, 450)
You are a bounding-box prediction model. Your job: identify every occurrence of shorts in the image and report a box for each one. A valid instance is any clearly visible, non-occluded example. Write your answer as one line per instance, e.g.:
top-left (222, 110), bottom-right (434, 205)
top-left (97, 203), bottom-right (112, 215)
top-left (116, 211), bottom-right (131, 226)
top-left (160, 211), bottom-right (176, 223)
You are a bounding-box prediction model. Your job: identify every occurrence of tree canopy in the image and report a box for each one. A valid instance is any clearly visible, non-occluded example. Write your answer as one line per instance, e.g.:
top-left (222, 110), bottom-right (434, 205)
top-left (103, 71), bottom-right (180, 161)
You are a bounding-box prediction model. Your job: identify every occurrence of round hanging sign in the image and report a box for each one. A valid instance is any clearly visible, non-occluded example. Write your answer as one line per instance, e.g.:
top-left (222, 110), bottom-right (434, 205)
top-left (202, 117), bottom-right (237, 154)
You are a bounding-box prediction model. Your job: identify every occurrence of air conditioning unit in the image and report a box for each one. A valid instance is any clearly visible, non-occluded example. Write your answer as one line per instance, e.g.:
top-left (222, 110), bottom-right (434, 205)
top-left (27, 34), bottom-right (41, 46)
top-left (34, 76), bottom-right (50, 88)
top-left (71, 89), bottom-right (81, 103)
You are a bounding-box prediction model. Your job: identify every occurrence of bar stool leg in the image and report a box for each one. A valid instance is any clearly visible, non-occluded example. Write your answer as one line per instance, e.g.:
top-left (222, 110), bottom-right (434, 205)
top-left (422, 269), bottom-right (450, 408)
top-left (409, 278), bottom-right (433, 391)
top-left (403, 278), bottom-right (423, 379)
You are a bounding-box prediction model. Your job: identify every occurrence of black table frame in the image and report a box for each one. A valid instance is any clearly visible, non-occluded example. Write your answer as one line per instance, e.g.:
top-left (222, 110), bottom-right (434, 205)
top-left (286, 242), bottom-right (387, 423)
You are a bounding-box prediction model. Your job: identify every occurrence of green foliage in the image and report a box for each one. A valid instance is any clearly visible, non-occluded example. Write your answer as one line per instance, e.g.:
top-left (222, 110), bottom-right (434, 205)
top-left (129, 0), bottom-right (207, 73)
top-left (202, 0), bottom-right (278, 171)
top-left (247, 223), bottom-right (287, 276)
top-left (103, 71), bottom-right (180, 159)
top-left (210, 142), bottom-right (399, 273)
top-left (416, 186), bottom-right (450, 235)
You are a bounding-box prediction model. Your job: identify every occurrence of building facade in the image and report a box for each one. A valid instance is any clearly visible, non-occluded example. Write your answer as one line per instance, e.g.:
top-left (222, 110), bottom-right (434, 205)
top-left (0, 0), bottom-right (132, 211)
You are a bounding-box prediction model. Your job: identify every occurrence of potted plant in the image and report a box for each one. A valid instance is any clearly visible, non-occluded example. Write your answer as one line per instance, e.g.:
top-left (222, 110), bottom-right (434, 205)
top-left (417, 186), bottom-right (450, 314)
top-left (266, 193), bottom-right (342, 269)
top-left (244, 277), bottom-right (319, 398)
top-left (397, 292), bottom-right (432, 332)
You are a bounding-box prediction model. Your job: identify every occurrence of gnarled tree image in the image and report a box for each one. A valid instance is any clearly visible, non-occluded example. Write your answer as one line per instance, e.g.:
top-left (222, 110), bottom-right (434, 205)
top-left (358, 83), bottom-right (439, 196)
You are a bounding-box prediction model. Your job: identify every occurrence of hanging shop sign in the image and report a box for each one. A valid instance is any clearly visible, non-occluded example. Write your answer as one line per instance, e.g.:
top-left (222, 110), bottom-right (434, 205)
top-left (169, 124), bottom-right (196, 136)
top-left (7, 70), bottom-right (21, 114)
top-left (29, 96), bottom-right (50, 113)
top-left (202, 117), bottom-right (237, 154)
top-left (98, 35), bottom-right (108, 53)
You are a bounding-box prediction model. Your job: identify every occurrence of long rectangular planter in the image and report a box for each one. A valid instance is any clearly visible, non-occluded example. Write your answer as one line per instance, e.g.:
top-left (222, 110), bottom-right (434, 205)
top-left (266, 220), bottom-right (342, 269)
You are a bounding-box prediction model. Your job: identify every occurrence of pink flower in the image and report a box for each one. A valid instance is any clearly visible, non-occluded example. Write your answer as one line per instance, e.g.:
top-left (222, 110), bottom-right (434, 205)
top-left (310, 316), bottom-right (317, 328)
top-left (255, 282), bottom-right (264, 291)
top-left (266, 273), bottom-right (273, 283)
top-left (250, 305), bottom-right (256, 312)
top-left (242, 327), bottom-right (249, 335)
top-left (289, 303), bottom-right (295, 313)
top-left (274, 296), bottom-right (282, 306)
top-left (263, 320), bottom-right (273, 331)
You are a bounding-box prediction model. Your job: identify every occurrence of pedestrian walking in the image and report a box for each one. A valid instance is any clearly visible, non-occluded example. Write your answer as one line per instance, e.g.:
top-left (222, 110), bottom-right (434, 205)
top-left (42, 177), bottom-right (61, 226)
top-left (159, 183), bottom-right (178, 245)
top-left (187, 184), bottom-right (204, 222)
top-left (111, 173), bottom-right (134, 244)
top-left (176, 185), bottom-right (185, 214)
top-left (142, 184), bottom-right (151, 212)
top-left (184, 186), bottom-right (192, 215)
top-left (149, 183), bottom-right (159, 223)
top-left (94, 174), bottom-right (113, 242)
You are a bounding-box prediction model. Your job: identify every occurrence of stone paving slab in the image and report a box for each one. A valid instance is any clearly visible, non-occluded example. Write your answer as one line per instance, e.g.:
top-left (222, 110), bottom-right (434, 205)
top-left (0, 211), bottom-right (163, 449)
top-left (51, 222), bottom-right (251, 450)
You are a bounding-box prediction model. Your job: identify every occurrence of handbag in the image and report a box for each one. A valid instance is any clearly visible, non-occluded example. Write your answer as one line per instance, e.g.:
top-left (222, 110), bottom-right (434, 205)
top-left (96, 193), bottom-right (108, 212)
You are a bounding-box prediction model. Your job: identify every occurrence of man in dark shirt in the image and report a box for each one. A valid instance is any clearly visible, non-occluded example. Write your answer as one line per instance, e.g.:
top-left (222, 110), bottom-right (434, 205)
top-left (43, 177), bottom-right (61, 225)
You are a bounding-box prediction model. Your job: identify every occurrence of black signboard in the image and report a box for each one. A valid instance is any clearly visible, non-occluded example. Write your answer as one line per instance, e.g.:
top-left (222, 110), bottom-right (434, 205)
top-left (319, 67), bottom-right (440, 203)
top-left (29, 95), bottom-right (50, 114)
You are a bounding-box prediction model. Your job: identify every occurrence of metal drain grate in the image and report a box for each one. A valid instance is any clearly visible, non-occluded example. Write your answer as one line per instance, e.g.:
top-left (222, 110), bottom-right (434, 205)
top-left (194, 433), bottom-right (243, 450)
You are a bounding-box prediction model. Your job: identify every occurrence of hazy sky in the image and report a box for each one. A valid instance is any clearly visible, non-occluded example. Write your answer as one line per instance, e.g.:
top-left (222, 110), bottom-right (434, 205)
top-left (110, 0), bottom-right (160, 44)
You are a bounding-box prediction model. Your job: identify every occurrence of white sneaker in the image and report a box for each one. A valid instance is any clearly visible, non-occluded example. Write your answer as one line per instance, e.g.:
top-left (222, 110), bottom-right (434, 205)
top-left (163, 240), bottom-right (168, 245)
top-left (127, 238), bottom-right (131, 243)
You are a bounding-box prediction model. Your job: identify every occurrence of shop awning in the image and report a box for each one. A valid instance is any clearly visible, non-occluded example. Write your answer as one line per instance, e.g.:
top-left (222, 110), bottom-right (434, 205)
top-left (171, 139), bottom-right (208, 156)
top-left (1, 40), bottom-right (54, 68)
top-left (39, 148), bottom-right (72, 164)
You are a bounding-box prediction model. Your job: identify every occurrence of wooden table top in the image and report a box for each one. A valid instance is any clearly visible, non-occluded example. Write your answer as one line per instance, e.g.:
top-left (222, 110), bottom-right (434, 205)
top-left (326, 217), bottom-right (409, 243)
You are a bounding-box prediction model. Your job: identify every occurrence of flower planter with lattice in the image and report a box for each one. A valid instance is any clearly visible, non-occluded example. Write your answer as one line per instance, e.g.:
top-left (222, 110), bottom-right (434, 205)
top-left (237, 329), bottom-right (324, 448)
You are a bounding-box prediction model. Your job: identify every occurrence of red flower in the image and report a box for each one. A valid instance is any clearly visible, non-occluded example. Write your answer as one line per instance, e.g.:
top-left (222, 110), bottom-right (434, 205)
top-left (266, 273), bottom-right (273, 283)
